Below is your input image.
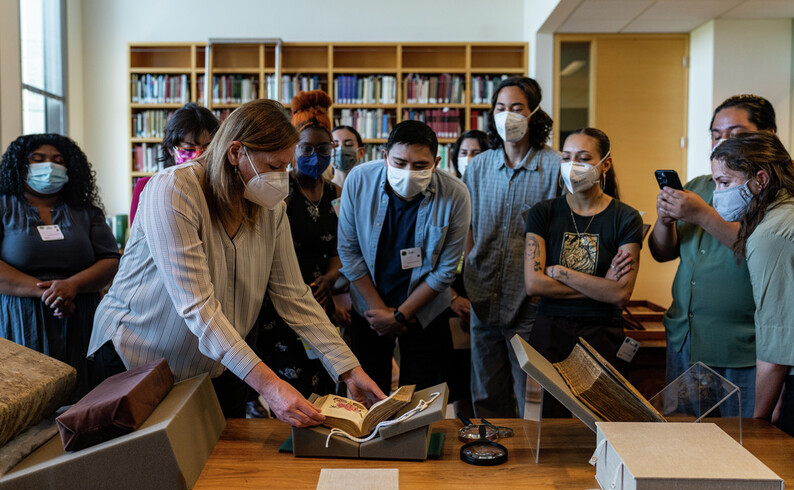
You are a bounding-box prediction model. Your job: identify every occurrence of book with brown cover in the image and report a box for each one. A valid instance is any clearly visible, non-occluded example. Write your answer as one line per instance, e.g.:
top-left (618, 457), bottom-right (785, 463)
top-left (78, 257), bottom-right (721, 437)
top-left (313, 385), bottom-right (416, 437)
top-left (554, 338), bottom-right (666, 423)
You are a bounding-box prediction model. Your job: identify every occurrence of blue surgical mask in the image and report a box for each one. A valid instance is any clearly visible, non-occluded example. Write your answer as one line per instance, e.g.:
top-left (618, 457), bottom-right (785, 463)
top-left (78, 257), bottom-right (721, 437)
top-left (712, 179), bottom-right (754, 222)
top-left (27, 162), bottom-right (69, 194)
top-left (296, 153), bottom-right (331, 180)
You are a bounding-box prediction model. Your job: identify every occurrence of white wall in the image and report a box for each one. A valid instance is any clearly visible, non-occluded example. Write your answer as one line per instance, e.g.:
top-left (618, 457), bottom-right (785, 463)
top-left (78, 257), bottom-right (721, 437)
top-left (686, 19), bottom-right (792, 180)
top-left (76, 0), bottom-right (526, 215)
top-left (686, 21), bottom-right (715, 180)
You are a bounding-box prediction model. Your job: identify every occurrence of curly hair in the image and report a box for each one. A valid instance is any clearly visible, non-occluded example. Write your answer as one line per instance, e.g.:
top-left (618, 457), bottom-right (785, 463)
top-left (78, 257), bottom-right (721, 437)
top-left (291, 90), bottom-right (333, 135)
top-left (0, 133), bottom-right (104, 211)
top-left (487, 77), bottom-right (553, 151)
top-left (710, 131), bottom-right (794, 257)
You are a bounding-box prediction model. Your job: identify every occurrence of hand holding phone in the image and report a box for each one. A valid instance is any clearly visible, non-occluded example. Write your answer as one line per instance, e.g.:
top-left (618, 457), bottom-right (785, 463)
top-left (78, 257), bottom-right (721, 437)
top-left (655, 170), bottom-right (683, 191)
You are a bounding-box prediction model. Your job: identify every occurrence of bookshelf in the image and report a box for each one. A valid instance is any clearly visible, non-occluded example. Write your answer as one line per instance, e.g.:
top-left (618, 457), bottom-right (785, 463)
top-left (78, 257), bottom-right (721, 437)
top-left (127, 42), bottom-right (527, 192)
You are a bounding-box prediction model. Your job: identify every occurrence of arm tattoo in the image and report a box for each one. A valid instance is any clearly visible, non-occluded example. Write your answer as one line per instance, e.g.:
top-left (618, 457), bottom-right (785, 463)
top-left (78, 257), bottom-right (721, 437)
top-left (533, 260), bottom-right (541, 272)
top-left (558, 269), bottom-right (569, 280)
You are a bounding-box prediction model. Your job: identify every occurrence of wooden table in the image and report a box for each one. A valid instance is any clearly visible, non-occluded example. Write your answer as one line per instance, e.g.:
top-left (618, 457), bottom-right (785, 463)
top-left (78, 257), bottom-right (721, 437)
top-left (195, 418), bottom-right (794, 489)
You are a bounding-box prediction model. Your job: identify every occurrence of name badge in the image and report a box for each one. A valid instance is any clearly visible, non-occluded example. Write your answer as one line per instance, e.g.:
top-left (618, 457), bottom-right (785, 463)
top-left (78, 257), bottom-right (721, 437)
top-left (37, 225), bottom-right (65, 241)
top-left (616, 337), bottom-right (640, 362)
top-left (331, 198), bottom-right (340, 217)
top-left (400, 247), bottom-right (422, 270)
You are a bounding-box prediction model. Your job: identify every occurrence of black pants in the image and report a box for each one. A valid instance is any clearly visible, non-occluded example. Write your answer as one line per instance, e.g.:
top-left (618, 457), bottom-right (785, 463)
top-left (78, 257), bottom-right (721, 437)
top-left (529, 314), bottom-right (626, 418)
top-left (92, 341), bottom-right (247, 418)
top-left (777, 375), bottom-right (794, 437)
top-left (349, 311), bottom-right (453, 396)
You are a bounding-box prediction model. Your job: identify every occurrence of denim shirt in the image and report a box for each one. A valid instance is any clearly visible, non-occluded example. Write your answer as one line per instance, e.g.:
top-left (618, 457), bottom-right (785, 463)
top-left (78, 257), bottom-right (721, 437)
top-left (338, 160), bottom-right (472, 327)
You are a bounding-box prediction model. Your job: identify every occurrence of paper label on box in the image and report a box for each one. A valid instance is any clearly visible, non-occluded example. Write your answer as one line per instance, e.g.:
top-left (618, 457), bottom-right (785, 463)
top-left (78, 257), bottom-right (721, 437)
top-left (616, 337), bottom-right (640, 362)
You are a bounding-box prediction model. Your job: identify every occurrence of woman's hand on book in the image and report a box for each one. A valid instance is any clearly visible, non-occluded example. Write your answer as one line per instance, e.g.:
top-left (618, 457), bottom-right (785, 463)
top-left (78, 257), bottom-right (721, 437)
top-left (341, 366), bottom-right (387, 409)
top-left (245, 362), bottom-right (325, 427)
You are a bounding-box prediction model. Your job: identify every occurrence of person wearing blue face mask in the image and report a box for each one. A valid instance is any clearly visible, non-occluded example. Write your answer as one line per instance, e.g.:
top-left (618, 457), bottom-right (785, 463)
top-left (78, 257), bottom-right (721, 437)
top-left (0, 134), bottom-right (120, 400)
top-left (650, 95), bottom-right (778, 418)
top-left (247, 90), bottom-right (347, 402)
top-left (710, 131), bottom-right (794, 436)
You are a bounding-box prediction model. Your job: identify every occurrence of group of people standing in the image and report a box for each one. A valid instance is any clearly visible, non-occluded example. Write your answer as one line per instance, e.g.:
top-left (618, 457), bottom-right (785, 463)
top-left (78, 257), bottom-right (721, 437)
top-left (1, 76), bottom-right (792, 437)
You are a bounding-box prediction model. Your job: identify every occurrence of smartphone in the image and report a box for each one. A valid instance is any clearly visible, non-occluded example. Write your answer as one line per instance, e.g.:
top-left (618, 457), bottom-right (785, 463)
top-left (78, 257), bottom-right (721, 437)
top-left (655, 170), bottom-right (683, 191)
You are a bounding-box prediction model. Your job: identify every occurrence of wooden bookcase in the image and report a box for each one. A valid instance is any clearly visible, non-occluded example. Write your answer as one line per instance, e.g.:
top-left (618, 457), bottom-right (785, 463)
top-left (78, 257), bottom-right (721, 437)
top-left (127, 42), bottom-right (527, 195)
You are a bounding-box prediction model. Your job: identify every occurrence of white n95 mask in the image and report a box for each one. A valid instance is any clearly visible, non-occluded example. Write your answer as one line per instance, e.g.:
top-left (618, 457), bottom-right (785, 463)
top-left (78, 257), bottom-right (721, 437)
top-left (493, 105), bottom-right (540, 143)
top-left (242, 146), bottom-right (289, 209)
top-left (560, 151), bottom-right (610, 194)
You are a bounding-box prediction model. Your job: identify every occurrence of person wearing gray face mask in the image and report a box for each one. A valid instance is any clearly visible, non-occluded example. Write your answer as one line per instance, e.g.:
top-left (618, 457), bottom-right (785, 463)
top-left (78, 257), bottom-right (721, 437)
top-left (649, 94), bottom-right (778, 419)
top-left (331, 125), bottom-right (366, 188)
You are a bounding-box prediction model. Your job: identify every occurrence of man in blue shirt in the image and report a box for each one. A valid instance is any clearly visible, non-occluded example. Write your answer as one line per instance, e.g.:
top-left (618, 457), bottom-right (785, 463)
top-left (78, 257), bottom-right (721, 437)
top-left (338, 120), bottom-right (472, 394)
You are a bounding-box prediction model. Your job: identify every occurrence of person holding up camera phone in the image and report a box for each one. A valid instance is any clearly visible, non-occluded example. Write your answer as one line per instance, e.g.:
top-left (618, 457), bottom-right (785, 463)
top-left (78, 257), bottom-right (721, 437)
top-left (648, 94), bottom-right (778, 418)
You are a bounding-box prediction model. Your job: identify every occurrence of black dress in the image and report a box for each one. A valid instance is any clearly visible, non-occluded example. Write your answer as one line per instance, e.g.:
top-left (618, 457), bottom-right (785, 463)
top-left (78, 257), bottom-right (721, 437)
top-left (251, 175), bottom-right (340, 397)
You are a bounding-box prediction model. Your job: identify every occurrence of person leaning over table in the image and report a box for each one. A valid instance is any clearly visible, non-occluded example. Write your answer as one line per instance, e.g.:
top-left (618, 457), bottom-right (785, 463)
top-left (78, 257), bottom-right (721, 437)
top-left (649, 94), bottom-right (777, 418)
top-left (0, 134), bottom-right (120, 400)
top-left (462, 76), bottom-right (561, 418)
top-left (710, 131), bottom-right (794, 437)
top-left (88, 99), bottom-right (385, 423)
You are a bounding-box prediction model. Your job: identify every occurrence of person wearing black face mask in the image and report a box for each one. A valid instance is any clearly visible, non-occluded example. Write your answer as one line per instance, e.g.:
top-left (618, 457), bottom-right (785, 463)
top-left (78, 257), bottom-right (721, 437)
top-left (248, 90), bottom-right (347, 403)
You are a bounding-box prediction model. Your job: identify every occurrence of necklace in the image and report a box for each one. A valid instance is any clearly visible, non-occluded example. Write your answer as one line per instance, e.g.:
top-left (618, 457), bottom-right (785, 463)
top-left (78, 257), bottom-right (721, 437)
top-left (567, 193), bottom-right (603, 238)
top-left (295, 176), bottom-right (324, 213)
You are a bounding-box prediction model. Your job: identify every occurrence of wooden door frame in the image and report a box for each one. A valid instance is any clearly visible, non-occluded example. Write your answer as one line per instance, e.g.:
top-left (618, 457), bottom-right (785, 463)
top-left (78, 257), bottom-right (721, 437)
top-left (553, 33), bottom-right (690, 178)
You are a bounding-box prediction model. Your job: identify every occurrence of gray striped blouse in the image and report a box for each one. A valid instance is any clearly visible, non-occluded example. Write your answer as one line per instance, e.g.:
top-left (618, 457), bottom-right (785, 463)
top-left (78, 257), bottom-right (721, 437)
top-left (88, 162), bottom-right (359, 383)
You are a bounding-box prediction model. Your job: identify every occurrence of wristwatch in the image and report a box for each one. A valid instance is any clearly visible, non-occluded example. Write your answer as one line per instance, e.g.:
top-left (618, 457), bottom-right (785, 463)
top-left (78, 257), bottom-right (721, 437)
top-left (393, 309), bottom-right (412, 326)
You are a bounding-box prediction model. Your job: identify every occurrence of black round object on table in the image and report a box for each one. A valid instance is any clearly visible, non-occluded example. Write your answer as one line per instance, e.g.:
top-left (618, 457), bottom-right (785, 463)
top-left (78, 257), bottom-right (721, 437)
top-left (459, 440), bottom-right (508, 466)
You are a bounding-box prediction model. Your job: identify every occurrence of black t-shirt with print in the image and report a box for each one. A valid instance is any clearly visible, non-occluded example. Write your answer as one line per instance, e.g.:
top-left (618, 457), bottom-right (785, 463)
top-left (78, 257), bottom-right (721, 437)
top-left (525, 195), bottom-right (643, 317)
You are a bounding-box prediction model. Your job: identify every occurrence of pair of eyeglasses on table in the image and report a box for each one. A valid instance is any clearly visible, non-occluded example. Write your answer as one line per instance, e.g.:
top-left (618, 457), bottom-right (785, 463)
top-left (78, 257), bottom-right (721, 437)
top-left (457, 414), bottom-right (513, 466)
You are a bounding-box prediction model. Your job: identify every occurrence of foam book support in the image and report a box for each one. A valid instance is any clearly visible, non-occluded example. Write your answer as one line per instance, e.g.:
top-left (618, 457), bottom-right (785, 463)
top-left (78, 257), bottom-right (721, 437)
top-left (0, 374), bottom-right (225, 490)
top-left (291, 383), bottom-right (449, 460)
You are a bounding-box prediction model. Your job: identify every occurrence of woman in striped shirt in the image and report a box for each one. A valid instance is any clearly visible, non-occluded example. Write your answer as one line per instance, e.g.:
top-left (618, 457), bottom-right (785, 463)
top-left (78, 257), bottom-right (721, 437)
top-left (89, 99), bottom-right (385, 423)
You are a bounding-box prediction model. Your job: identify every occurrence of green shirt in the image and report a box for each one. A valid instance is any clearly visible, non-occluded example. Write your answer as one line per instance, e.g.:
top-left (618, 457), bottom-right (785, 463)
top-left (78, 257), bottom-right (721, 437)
top-left (746, 195), bottom-right (794, 375)
top-left (663, 175), bottom-right (756, 368)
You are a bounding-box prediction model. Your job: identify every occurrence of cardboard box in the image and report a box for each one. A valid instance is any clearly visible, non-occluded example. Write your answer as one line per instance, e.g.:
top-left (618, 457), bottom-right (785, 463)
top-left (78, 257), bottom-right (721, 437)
top-left (0, 373), bottom-right (225, 490)
top-left (594, 422), bottom-right (783, 490)
top-left (292, 383), bottom-right (448, 460)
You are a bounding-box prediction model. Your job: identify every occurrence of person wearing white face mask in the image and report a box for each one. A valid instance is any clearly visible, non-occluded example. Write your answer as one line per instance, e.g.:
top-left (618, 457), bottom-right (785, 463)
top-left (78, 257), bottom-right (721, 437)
top-left (337, 120), bottom-right (471, 396)
top-left (710, 132), bottom-right (794, 436)
top-left (649, 95), bottom-right (778, 418)
top-left (462, 76), bottom-right (561, 418)
top-left (0, 134), bottom-right (120, 400)
top-left (524, 128), bottom-right (643, 417)
top-left (89, 99), bottom-right (385, 423)
top-left (450, 130), bottom-right (489, 179)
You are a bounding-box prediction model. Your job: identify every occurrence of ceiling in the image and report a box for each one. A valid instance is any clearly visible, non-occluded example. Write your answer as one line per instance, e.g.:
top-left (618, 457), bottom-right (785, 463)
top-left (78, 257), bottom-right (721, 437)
top-left (554, 0), bottom-right (794, 33)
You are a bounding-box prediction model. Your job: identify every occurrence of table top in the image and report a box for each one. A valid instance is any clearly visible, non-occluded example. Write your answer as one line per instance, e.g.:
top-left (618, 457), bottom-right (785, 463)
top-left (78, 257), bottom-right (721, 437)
top-left (195, 418), bottom-right (794, 489)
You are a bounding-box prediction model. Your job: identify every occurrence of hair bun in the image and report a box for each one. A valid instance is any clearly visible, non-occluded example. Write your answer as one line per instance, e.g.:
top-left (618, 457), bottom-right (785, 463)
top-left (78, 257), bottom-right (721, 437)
top-left (290, 90), bottom-right (333, 133)
top-left (291, 90), bottom-right (332, 113)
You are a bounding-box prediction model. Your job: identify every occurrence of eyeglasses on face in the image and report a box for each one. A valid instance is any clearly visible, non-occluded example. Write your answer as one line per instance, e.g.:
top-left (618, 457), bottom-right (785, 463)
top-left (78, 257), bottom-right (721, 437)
top-left (296, 143), bottom-right (333, 158)
top-left (173, 146), bottom-right (207, 160)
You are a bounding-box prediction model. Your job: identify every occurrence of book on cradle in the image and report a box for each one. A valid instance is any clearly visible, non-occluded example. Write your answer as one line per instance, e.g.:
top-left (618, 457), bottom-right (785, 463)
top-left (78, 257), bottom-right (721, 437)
top-left (313, 385), bottom-right (416, 438)
top-left (554, 338), bottom-right (666, 423)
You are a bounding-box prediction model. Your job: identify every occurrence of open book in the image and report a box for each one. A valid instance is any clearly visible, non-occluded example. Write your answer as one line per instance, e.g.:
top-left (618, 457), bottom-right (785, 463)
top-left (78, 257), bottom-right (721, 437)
top-left (554, 338), bottom-right (666, 423)
top-left (313, 385), bottom-right (416, 437)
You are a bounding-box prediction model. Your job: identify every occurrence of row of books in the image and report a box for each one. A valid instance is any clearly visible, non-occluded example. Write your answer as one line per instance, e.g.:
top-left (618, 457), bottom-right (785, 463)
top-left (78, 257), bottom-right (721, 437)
top-left (131, 74), bottom-right (189, 104)
top-left (402, 109), bottom-right (462, 139)
top-left (132, 143), bottom-right (164, 173)
top-left (334, 75), bottom-right (397, 104)
top-left (131, 110), bottom-right (175, 139)
top-left (280, 75), bottom-right (323, 105)
top-left (334, 109), bottom-right (393, 140)
top-left (404, 74), bottom-right (464, 105)
top-left (470, 110), bottom-right (490, 131)
top-left (470, 75), bottom-right (510, 105)
top-left (210, 75), bottom-right (257, 104)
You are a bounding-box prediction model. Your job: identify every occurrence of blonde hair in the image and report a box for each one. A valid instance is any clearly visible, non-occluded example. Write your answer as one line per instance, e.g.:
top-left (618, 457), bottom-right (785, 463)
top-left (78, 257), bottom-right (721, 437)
top-left (201, 99), bottom-right (299, 228)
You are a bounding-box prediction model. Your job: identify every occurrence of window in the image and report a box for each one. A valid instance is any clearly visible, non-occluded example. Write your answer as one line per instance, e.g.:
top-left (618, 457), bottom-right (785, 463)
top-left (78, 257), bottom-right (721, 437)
top-left (20, 0), bottom-right (66, 135)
